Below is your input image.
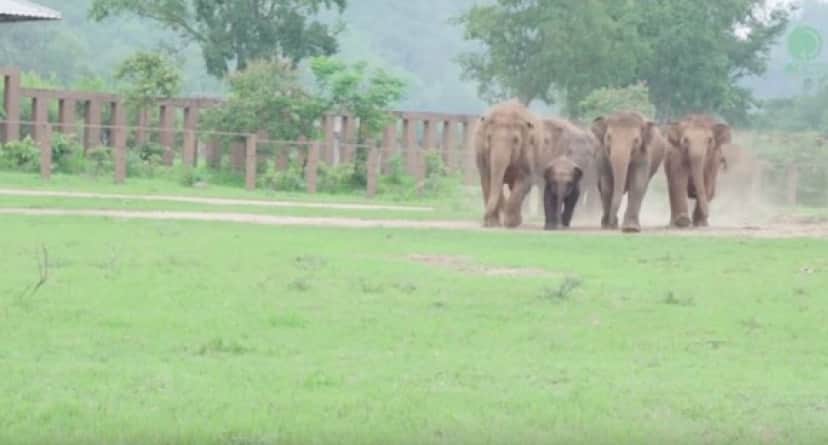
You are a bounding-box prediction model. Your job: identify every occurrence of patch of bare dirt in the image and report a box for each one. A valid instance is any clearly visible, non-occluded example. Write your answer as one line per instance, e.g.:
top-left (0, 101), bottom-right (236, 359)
top-left (407, 254), bottom-right (553, 277)
top-left (1, 207), bottom-right (828, 239)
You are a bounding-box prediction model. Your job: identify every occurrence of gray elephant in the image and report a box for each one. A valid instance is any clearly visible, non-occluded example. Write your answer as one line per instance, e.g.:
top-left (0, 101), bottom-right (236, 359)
top-left (540, 119), bottom-right (598, 230)
top-left (474, 99), bottom-right (544, 228)
top-left (591, 111), bottom-right (666, 233)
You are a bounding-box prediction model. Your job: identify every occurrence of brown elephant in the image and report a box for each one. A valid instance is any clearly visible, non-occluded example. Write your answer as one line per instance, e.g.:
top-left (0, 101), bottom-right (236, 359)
top-left (591, 111), bottom-right (666, 233)
top-left (664, 115), bottom-right (731, 228)
top-left (474, 100), bottom-right (544, 228)
top-left (540, 119), bottom-right (598, 230)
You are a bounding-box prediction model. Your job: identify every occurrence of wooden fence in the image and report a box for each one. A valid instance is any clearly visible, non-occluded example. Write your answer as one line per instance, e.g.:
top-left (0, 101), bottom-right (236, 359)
top-left (0, 66), bottom-right (481, 196)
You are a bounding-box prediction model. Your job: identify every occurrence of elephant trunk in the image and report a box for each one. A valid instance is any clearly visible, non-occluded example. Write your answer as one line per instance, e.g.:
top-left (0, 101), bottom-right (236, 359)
top-left (690, 154), bottom-right (709, 225)
top-left (609, 148), bottom-right (631, 226)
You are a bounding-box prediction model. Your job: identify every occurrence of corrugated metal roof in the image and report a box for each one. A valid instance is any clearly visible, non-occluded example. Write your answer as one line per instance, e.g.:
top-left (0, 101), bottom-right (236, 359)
top-left (0, 0), bottom-right (61, 22)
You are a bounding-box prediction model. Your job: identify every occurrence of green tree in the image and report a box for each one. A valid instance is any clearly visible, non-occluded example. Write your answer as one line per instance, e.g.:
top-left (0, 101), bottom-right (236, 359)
top-left (455, 0), bottom-right (644, 112)
top-left (578, 83), bottom-right (655, 123)
top-left (636, 0), bottom-right (790, 121)
top-left (456, 0), bottom-right (791, 119)
top-left (201, 60), bottom-right (324, 141)
top-left (310, 57), bottom-right (406, 142)
top-left (89, 0), bottom-right (347, 77)
top-left (114, 52), bottom-right (183, 111)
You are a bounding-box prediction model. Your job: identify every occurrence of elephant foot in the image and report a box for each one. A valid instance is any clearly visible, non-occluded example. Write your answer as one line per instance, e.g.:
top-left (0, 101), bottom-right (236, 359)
top-left (673, 214), bottom-right (692, 229)
top-left (544, 223), bottom-right (559, 231)
top-left (622, 222), bottom-right (642, 234)
top-left (483, 215), bottom-right (501, 228)
top-left (694, 219), bottom-right (709, 228)
top-left (601, 215), bottom-right (618, 230)
top-left (504, 213), bottom-right (522, 229)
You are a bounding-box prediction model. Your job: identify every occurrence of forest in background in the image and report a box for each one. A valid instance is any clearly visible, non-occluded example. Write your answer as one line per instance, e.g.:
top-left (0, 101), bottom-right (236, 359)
top-left (0, 0), bottom-right (826, 115)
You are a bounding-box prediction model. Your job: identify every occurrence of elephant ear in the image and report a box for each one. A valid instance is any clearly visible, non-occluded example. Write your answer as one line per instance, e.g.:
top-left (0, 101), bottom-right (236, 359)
top-left (591, 117), bottom-right (607, 144)
top-left (714, 123), bottom-right (732, 147)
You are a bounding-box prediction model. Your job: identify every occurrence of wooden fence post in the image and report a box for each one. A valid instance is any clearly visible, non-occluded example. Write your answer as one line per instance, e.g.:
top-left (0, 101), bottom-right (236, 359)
top-left (442, 120), bottom-right (457, 171)
top-left (84, 99), bottom-right (102, 153)
top-left (366, 141), bottom-right (380, 198)
top-left (58, 98), bottom-right (76, 136)
top-left (381, 122), bottom-right (397, 175)
top-left (306, 141), bottom-right (319, 194)
top-left (245, 133), bottom-right (258, 191)
top-left (463, 118), bottom-right (478, 186)
top-left (159, 104), bottom-right (176, 165)
top-left (3, 70), bottom-right (21, 143)
top-left (38, 123), bottom-right (52, 180)
top-left (112, 101), bottom-right (127, 184)
top-left (341, 115), bottom-right (357, 164)
top-left (323, 115), bottom-right (336, 165)
top-left (403, 118), bottom-right (418, 177)
top-left (182, 106), bottom-right (198, 167)
top-left (32, 95), bottom-right (49, 147)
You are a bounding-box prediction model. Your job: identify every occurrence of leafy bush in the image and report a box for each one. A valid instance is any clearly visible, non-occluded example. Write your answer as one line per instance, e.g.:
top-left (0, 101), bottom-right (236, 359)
top-left (84, 146), bottom-right (114, 178)
top-left (317, 163), bottom-right (361, 194)
top-left (51, 133), bottom-right (85, 174)
top-left (0, 137), bottom-right (40, 172)
top-left (259, 164), bottom-right (307, 192)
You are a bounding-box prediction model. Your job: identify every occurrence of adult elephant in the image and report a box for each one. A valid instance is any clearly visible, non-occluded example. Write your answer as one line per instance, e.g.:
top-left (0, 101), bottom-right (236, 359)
top-left (474, 99), bottom-right (544, 228)
top-left (591, 111), bottom-right (666, 233)
top-left (664, 115), bottom-right (731, 228)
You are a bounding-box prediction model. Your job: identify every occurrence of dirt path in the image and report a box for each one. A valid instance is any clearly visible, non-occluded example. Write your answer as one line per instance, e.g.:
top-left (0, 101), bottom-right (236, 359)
top-left (0, 188), bottom-right (434, 212)
top-left (2, 207), bottom-right (827, 239)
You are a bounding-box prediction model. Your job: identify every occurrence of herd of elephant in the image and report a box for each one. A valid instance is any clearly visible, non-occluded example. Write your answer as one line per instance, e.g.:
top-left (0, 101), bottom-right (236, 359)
top-left (474, 100), bottom-right (733, 233)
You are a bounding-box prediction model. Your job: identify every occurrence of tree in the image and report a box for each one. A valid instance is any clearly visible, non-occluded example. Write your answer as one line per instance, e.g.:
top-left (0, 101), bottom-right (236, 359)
top-left (310, 57), bottom-right (406, 142)
top-left (89, 0), bottom-right (347, 77)
top-left (636, 0), bottom-right (791, 121)
top-left (455, 0), bottom-right (791, 119)
top-left (454, 0), bottom-right (645, 112)
top-left (578, 83), bottom-right (655, 123)
top-left (114, 52), bottom-right (183, 111)
top-left (201, 60), bottom-right (324, 142)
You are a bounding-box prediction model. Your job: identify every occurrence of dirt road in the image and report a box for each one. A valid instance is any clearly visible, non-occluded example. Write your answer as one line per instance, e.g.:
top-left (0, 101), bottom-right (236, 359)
top-left (2, 207), bottom-right (827, 239)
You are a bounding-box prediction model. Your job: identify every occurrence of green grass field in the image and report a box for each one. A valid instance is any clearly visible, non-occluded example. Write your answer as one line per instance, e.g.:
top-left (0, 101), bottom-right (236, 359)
top-left (2, 212), bottom-right (827, 444)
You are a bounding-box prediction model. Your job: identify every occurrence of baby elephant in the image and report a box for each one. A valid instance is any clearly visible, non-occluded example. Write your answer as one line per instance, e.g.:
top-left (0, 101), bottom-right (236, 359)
top-left (543, 157), bottom-right (584, 230)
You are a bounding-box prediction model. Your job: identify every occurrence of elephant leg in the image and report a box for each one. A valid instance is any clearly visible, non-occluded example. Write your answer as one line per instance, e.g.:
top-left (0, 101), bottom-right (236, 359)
top-left (561, 186), bottom-right (581, 228)
top-left (621, 162), bottom-right (650, 233)
top-left (693, 201), bottom-right (709, 227)
top-left (598, 174), bottom-right (615, 229)
top-left (504, 174), bottom-right (532, 228)
top-left (543, 185), bottom-right (561, 231)
top-left (666, 162), bottom-right (691, 228)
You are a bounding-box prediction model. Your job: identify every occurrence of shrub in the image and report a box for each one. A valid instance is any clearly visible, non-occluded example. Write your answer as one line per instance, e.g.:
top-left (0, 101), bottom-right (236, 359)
top-left (0, 137), bottom-right (40, 172)
top-left (85, 146), bottom-right (114, 178)
top-left (258, 164), bottom-right (306, 192)
top-left (317, 163), bottom-right (360, 194)
top-left (51, 133), bottom-right (85, 174)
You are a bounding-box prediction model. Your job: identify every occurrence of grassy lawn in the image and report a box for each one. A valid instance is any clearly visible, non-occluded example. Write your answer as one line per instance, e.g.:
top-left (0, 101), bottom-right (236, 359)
top-left (1, 215), bottom-right (827, 444)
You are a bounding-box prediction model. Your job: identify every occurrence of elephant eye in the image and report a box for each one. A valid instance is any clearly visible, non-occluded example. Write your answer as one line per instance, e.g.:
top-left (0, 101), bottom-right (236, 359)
top-left (682, 137), bottom-right (690, 147)
top-left (513, 135), bottom-right (520, 145)
top-left (707, 137), bottom-right (714, 146)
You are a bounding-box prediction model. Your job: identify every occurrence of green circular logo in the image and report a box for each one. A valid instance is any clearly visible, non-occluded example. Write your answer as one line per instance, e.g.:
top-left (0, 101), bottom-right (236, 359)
top-left (788, 25), bottom-right (823, 62)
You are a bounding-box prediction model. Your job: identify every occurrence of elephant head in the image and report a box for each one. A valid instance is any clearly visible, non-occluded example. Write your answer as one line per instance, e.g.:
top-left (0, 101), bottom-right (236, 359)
top-left (666, 115), bottom-right (731, 226)
top-left (543, 157), bottom-right (583, 230)
top-left (591, 112), bottom-right (658, 230)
